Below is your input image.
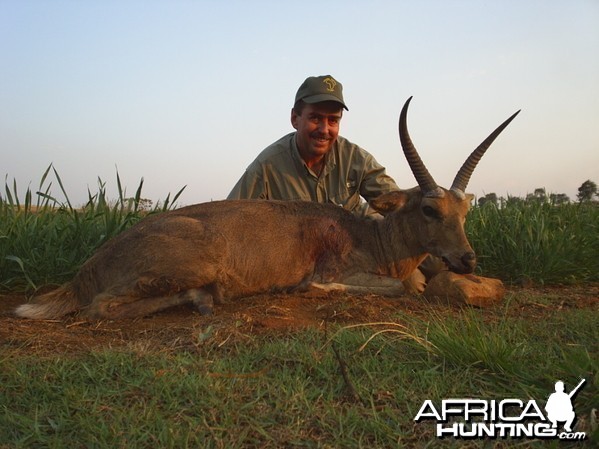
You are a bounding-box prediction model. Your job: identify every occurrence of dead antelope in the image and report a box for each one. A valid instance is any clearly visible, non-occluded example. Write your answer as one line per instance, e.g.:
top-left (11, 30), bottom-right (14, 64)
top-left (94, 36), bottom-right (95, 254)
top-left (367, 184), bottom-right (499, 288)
top-left (15, 98), bottom-right (519, 320)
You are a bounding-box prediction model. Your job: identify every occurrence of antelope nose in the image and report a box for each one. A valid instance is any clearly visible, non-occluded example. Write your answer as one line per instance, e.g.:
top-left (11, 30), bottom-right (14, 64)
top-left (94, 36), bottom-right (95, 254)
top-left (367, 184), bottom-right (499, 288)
top-left (461, 252), bottom-right (477, 271)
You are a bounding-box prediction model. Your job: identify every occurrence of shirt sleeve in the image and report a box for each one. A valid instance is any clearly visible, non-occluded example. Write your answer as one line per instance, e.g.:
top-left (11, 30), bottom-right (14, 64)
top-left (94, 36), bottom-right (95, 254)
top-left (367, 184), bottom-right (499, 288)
top-left (227, 165), bottom-right (268, 200)
top-left (359, 152), bottom-right (400, 202)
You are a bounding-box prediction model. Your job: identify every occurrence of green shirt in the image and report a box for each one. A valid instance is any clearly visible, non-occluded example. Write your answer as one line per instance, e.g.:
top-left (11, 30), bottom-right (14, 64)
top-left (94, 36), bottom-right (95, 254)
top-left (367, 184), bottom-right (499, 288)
top-left (227, 133), bottom-right (399, 217)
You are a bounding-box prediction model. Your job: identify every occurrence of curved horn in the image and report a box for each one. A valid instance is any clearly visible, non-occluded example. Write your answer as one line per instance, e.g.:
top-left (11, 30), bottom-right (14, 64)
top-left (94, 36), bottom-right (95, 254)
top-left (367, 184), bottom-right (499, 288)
top-left (399, 97), bottom-right (440, 195)
top-left (451, 110), bottom-right (521, 193)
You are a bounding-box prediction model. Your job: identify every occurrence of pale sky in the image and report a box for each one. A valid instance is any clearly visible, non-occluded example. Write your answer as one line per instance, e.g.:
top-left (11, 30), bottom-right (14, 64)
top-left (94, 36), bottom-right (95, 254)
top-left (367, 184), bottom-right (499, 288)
top-left (2, 0), bottom-right (598, 207)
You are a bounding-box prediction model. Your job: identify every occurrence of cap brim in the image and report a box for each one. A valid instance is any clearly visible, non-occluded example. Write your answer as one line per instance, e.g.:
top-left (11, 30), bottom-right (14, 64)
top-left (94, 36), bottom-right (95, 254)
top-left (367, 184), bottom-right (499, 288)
top-left (303, 94), bottom-right (349, 111)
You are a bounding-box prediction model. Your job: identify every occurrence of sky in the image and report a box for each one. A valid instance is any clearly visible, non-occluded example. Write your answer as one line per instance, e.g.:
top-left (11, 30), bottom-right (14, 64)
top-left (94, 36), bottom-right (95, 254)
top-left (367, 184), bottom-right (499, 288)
top-left (1, 0), bottom-right (598, 207)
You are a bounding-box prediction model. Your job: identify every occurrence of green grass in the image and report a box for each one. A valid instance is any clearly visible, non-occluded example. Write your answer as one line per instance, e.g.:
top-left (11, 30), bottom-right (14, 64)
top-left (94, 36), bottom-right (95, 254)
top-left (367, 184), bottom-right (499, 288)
top-left (0, 165), bottom-right (184, 291)
top-left (467, 201), bottom-right (599, 284)
top-left (1, 296), bottom-right (597, 448)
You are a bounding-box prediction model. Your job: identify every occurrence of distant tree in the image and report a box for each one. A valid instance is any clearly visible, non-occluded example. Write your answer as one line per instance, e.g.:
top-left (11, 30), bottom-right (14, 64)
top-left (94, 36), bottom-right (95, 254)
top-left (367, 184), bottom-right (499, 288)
top-left (576, 180), bottom-right (597, 203)
top-left (549, 193), bottom-right (570, 205)
top-left (534, 187), bottom-right (547, 202)
top-left (526, 187), bottom-right (547, 204)
top-left (478, 192), bottom-right (498, 207)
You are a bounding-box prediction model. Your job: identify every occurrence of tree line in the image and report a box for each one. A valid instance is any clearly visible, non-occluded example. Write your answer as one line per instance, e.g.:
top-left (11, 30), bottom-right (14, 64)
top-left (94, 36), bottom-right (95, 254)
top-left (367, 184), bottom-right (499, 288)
top-left (477, 180), bottom-right (598, 207)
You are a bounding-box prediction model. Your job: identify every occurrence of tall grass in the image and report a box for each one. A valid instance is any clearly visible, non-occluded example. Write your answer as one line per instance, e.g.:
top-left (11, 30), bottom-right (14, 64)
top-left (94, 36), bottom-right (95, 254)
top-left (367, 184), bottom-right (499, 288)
top-left (0, 165), bottom-right (185, 291)
top-left (1, 168), bottom-right (597, 290)
top-left (467, 200), bottom-right (599, 284)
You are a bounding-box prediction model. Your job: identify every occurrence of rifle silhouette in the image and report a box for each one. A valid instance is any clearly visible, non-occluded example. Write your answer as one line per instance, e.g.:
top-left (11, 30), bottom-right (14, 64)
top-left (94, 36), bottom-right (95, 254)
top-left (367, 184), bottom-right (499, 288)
top-left (568, 378), bottom-right (586, 398)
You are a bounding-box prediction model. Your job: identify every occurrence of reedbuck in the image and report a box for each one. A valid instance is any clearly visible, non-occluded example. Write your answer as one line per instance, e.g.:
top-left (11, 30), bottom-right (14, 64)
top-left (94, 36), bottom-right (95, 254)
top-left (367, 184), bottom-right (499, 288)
top-left (16, 98), bottom-right (519, 320)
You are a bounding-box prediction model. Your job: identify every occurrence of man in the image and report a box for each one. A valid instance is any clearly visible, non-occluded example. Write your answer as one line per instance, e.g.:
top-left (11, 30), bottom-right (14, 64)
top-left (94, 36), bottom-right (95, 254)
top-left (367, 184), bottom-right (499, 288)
top-left (227, 75), bottom-right (398, 217)
top-left (228, 75), bottom-right (432, 291)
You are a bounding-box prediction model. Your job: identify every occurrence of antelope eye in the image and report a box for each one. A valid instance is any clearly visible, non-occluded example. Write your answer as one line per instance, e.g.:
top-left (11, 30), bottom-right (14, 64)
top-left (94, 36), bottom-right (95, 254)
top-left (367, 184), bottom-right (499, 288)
top-left (422, 206), bottom-right (440, 219)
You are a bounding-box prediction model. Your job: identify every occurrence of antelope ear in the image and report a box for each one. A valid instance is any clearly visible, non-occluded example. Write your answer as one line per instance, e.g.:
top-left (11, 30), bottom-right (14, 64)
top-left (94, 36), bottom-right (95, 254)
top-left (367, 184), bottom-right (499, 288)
top-left (370, 191), bottom-right (410, 216)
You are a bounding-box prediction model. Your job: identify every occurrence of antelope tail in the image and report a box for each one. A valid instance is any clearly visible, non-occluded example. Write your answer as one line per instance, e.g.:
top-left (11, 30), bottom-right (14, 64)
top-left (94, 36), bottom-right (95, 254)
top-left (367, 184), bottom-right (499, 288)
top-left (15, 284), bottom-right (81, 319)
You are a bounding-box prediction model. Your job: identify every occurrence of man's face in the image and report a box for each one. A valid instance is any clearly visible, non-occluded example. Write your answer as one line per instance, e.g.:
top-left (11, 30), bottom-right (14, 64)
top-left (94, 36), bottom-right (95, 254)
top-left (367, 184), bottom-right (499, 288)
top-left (291, 101), bottom-right (343, 161)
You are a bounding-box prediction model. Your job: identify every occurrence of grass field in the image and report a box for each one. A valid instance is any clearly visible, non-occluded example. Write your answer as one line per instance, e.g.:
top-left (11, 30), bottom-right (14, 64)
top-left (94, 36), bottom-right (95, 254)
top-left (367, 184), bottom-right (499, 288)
top-left (1, 288), bottom-right (597, 448)
top-left (467, 200), bottom-right (598, 285)
top-left (1, 170), bottom-right (598, 448)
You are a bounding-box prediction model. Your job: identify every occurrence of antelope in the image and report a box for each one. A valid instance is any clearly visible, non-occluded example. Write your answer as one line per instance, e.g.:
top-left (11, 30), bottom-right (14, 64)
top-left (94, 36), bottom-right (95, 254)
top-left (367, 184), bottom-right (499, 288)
top-left (15, 98), bottom-right (520, 320)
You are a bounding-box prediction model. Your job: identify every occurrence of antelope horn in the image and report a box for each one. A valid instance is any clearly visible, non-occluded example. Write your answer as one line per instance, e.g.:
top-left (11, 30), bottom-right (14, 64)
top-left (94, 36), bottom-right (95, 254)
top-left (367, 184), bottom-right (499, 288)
top-left (399, 97), bottom-right (442, 196)
top-left (451, 109), bottom-right (521, 194)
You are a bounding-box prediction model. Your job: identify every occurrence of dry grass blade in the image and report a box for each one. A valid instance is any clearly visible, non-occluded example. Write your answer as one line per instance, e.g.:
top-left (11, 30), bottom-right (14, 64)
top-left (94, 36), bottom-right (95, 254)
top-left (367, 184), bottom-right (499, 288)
top-left (322, 321), bottom-right (437, 353)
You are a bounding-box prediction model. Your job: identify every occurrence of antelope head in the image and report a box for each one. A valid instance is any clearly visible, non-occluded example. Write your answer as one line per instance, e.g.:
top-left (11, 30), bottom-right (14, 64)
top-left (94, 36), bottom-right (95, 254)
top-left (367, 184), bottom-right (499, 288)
top-left (373, 97), bottom-right (520, 274)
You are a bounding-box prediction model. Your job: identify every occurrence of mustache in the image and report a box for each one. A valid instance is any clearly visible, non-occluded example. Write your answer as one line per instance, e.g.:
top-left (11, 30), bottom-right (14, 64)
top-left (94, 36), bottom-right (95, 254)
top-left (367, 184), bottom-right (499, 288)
top-left (310, 132), bottom-right (332, 139)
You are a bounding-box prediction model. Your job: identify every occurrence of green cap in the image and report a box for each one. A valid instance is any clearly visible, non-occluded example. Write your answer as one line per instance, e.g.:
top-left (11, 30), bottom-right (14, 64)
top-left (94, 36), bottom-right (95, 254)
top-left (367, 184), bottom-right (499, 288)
top-left (294, 75), bottom-right (348, 111)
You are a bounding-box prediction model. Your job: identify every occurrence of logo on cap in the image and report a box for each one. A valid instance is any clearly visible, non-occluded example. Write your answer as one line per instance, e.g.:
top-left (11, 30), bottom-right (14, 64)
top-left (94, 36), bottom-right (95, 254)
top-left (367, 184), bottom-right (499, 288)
top-left (323, 77), bottom-right (337, 92)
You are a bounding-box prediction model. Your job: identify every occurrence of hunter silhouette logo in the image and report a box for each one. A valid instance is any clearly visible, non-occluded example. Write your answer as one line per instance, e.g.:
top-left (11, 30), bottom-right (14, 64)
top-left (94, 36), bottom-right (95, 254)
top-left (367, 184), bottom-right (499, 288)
top-left (414, 378), bottom-right (587, 440)
top-left (323, 77), bottom-right (337, 91)
top-left (545, 379), bottom-right (585, 432)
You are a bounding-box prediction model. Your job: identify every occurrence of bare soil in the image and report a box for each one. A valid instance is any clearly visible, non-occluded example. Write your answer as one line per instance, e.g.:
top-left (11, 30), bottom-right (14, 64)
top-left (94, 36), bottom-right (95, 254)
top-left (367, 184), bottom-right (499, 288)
top-left (1, 285), bottom-right (598, 357)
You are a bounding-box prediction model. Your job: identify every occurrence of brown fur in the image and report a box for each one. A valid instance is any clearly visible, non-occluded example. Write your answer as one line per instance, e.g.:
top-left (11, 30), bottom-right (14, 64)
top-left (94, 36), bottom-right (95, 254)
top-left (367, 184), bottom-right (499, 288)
top-left (15, 189), bottom-right (477, 320)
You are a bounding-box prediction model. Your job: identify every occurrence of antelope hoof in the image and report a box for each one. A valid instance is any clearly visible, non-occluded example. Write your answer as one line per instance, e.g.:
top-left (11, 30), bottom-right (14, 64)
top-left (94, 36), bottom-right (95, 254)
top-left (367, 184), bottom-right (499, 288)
top-left (182, 289), bottom-right (214, 316)
top-left (402, 269), bottom-right (427, 294)
top-left (196, 304), bottom-right (213, 316)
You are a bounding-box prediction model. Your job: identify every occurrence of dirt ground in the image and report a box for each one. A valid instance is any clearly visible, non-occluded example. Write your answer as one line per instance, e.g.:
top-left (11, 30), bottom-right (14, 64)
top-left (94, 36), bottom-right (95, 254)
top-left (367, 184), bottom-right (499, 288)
top-left (1, 285), bottom-right (598, 356)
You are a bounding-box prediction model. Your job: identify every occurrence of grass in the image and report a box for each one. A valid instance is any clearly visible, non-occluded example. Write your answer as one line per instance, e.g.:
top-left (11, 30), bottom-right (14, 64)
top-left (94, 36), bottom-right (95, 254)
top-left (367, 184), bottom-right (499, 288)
top-left (467, 200), bottom-right (599, 285)
top-left (0, 165), bottom-right (184, 291)
top-left (1, 295), bottom-right (597, 448)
